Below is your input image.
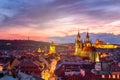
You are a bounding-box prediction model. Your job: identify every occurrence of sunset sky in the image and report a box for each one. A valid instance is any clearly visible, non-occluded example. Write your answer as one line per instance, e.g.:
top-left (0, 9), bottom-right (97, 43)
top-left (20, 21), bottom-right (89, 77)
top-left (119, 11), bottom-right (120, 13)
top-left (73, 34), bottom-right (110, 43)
top-left (0, 0), bottom-right (120, 43)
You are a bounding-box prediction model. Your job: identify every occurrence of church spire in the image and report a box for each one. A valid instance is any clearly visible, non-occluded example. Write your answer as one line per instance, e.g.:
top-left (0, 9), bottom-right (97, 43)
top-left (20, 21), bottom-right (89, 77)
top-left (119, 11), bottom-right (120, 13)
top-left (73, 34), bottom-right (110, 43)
top-left (86, 29), bottom-right (90, 42)
top-left (86, 32), bottom-right (89, 40)
top-left (75, 31), bottom-right (83, 55)
top-left (77, 31), bottom-right (81, 41)
top-left (85, 30), bottom-right (92, 47)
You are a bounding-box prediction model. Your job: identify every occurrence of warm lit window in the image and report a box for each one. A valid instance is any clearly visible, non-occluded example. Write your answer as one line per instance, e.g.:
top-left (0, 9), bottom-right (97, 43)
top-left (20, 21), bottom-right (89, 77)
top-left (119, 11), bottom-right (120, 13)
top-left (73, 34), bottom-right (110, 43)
top-left (0, 66), bottom-right (3, 71)
top-left (117, 75), bottom-right (119, 79)
top-left (109, 75), bottom-right (111, 78)
top-left (102, 75), bottom-right (105, 78)
top-left (112, 75), bottom-right (116, 79)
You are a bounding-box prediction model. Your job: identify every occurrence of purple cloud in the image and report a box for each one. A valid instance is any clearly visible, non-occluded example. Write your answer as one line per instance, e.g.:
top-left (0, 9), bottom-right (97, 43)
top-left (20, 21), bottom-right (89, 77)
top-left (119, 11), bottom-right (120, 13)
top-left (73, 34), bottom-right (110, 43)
top-left (0, 0), bottom-right (120, 43)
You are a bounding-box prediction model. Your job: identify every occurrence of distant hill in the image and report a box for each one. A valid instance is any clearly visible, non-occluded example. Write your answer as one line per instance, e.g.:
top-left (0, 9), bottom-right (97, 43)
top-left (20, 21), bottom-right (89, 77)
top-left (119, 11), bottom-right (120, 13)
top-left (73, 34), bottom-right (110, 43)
top-left (0, 40), bottom-right (50, 50)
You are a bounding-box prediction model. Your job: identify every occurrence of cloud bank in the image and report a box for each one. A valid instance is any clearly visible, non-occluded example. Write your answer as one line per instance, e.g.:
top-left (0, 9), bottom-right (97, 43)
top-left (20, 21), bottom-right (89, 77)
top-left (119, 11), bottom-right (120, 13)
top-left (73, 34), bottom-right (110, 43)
top-left (0, 0), bottom-right (120, 43)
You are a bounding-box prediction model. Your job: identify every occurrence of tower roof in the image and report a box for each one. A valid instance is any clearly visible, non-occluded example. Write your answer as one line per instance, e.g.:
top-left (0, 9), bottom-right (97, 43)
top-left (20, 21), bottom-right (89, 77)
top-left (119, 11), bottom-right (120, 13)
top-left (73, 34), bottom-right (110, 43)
top-left (86, 32), bottom-right (89, 38)
top-left (77, 32), bottom-right (80, 37)
top-left (76, 31), bottom-right (81, 41)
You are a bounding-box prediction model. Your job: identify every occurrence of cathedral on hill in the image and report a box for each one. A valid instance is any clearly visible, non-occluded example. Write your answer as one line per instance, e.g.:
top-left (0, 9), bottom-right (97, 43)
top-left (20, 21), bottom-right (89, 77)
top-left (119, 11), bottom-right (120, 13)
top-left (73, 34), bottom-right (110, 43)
top-left (75, 31), bottom-right (99, 62)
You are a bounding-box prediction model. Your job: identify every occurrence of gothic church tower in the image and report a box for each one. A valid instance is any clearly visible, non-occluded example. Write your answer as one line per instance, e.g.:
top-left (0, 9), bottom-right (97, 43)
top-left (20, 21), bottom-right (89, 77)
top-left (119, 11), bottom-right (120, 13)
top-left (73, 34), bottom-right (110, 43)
top-left (75, 32), bottom-right (83, 55)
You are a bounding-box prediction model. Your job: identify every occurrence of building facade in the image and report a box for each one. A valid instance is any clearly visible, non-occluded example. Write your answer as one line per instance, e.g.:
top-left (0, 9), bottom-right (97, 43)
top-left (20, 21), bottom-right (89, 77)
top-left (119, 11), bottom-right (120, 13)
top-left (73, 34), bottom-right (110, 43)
top-left (49, 42), bottom-right (56, 54)
top-left (75, 32), bottom-right (99, 62)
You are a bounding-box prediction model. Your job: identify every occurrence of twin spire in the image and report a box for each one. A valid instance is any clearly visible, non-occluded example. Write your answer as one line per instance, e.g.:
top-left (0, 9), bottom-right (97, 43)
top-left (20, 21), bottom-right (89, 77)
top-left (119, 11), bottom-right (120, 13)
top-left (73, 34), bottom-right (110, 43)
top-left (76, 31), bottom-right (90, 42)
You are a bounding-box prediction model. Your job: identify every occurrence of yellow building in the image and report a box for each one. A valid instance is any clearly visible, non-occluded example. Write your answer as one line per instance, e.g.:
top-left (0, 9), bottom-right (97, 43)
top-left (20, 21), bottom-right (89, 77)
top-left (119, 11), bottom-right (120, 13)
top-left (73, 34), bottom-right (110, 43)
top-left (49, 41), bottom-right (56, 54)
top-left (75, 32), bottom-right (83, 55)
top-left (37, 48), bottom-right (42, 53)
top-left (93, 39), bottom-right (118, 49)
top-left (75, 32), bottom-right (99, 62)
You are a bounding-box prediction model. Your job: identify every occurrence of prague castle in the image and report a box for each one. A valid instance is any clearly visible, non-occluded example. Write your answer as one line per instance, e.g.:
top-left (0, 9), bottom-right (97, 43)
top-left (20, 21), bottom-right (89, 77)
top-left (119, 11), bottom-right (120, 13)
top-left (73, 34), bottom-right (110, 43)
top-left (75, 32), bottom-right (99, 62)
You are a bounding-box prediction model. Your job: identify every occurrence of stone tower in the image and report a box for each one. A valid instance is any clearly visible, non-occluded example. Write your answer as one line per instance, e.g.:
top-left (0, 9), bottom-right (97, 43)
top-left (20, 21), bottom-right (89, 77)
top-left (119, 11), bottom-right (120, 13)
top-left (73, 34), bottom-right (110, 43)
top-left (84, 32), bottom-right (92, 47)
top-left (75, 32), bottom-right (83, 55)
top-left (49, 41), bottom-right (56, 54)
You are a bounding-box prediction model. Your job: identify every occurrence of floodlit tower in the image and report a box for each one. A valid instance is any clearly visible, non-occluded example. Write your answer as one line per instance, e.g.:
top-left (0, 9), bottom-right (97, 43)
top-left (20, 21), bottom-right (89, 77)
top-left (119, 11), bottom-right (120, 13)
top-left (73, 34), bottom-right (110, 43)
top-left (49, 41), bottom-right (56, 54)
top-left (75, 31), bottom-right (83, 55)
top-left (37, 48), bottom-right (41, 53)
top-left (84, 31), bottom-right (92, 47)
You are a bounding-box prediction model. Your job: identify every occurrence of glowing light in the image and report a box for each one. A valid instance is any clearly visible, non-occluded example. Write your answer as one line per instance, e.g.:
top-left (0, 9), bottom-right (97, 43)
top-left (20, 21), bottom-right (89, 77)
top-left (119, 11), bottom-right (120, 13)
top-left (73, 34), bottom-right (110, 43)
top-left (41, 69), bottom-right (50, 80)
top-left (80, 69), bottom-right (85, 77)
top-left (50, 59), bottom-right (58, 76)
top-left (49, 42), bottom-right (56, 54)
top-left (42, 58), bottom-right (59, 80)
top-left (112, 75), bottom-right (116, 79)
top-left (102, 75), bottom-right (105, 78)
top-left (117, 74), bottom-right (119, 79)
top-left (109, 75), bottom-right (111, 78)
top-left (95, 53), bottom-right (100, 62)
top-left (100, 53), bottom-right (108, 58)
top-left (37, 48), bottom-right (41, 53)
top-left (93, 44), bottom-right (118, 49)
top-left (0, 66), bottom-right (3, 71)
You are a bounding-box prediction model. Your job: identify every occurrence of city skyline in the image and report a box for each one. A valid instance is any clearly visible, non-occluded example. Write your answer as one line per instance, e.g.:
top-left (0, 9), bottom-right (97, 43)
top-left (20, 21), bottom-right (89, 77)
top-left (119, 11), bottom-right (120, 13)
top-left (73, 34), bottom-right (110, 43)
top-left (0, 0), bottom-right (120, 43)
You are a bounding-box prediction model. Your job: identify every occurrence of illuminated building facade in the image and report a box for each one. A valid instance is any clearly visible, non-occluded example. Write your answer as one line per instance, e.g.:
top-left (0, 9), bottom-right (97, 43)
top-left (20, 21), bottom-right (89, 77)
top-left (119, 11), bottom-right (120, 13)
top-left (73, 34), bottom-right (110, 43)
top-left (75, 32), bottom-right (99, 62)
top-left (49, 42), bottom-right (56, 54)
top-left (49, 42), bottom-right (69, 55)
top-left (93, 39), bottom-right (118, 49)
top-left (75, 32), bottom-right (83, 55)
